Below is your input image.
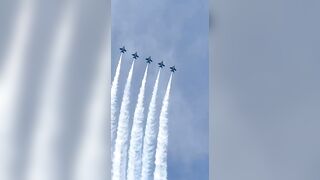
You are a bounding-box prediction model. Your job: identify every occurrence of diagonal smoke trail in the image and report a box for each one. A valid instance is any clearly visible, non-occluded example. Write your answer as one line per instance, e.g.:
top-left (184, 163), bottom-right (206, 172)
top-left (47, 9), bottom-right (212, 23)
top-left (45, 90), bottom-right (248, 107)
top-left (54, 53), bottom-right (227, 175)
top-left (26, 2), bottom-right (78, 180)
top-left (127, 65), bottom-right (149, 180)
top-left (141, 70), bottom-right (161, 180)
top-left (72, 48), bottom-right (107, 180)
top-left (0, 0), bottom-right (35, 179)
top-left (111, 54), bottom-right (123, 153)
top-left (154, 74), bottom-right (173, 180)
top-left (112, 61), bottom-right (135, 180)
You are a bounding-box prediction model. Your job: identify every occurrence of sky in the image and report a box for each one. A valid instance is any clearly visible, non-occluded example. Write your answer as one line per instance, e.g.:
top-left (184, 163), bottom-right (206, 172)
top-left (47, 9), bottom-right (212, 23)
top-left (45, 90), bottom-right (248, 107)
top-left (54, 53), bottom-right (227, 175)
top-left (2, 0), bottom-right (320, 180)
top-left (111, 0), bottom-right (209, 179)
top-left (212, 0), bottom-right (320, 179)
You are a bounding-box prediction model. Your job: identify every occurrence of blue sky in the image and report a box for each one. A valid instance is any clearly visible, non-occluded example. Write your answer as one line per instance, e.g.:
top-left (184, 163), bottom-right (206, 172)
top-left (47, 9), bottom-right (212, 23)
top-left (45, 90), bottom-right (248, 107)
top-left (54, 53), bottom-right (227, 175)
top-left (111, 0), bottom-right (209, 179)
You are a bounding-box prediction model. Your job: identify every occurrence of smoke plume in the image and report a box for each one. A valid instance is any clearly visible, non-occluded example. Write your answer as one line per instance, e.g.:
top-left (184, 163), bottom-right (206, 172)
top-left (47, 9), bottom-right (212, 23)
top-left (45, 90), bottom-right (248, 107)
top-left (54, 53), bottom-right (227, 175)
top-left (111, 54), bottom-right (123, 153)
top-left (112, 61), bottom-right (135, 180)
top-left (154, 74), bottom-right (173, 180)
top-left (141, 70), bottom-right (161, 180)
top-left (127, 65), bottom-right (149, 180)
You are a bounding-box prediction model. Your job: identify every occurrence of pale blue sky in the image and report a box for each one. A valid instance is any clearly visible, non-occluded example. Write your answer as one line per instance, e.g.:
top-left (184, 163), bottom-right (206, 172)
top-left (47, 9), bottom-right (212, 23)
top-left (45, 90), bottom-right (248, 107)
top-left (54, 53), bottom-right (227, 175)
top-left (212, 0), bottom-right (320, 179)
top-left (112, 0), bottom-right (209, 179)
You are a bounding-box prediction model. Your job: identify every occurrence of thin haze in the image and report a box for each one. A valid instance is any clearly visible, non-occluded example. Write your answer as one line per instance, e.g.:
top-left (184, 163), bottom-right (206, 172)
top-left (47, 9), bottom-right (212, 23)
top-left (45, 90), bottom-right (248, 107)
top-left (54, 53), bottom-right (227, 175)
top-left (72, 47), bottom-right (107, 180)
top-left (212, 0), bottom-right (320, 179)
top-left (0, 0), bottom-right (108, 180)
top-left (25, 2), bottom-right (77, 180)
top-left (0, 0), bottom-right (35, 179)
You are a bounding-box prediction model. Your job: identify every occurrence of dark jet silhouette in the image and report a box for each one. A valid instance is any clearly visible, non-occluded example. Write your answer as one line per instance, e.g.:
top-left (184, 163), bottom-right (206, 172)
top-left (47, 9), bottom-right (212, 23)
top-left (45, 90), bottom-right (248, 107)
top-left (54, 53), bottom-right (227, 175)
top-left (132, 52), bottom-right (139, 59)
top-left (146, 56), bottom-right (152, 64)
top-left (158, 61), bottom-right (165, 68)
top-left (120, 46), bottom-right (126, 53)
top-left (170, 66), bottom-right (177, 73)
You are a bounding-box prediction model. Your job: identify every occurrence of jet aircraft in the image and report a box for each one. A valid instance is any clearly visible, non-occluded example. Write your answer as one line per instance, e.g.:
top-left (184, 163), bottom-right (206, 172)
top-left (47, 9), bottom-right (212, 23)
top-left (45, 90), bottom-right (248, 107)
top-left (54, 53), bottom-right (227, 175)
top-left (120, 46), bottom-right (126, 53)
top-left (132, 52), bottom-right (139, 59)
top-left (158, 61), bottom-right (165, 68)
top-left (146, 56), bottom-right (152, 64)
top-left (170, 66), bottom-right (177, 73)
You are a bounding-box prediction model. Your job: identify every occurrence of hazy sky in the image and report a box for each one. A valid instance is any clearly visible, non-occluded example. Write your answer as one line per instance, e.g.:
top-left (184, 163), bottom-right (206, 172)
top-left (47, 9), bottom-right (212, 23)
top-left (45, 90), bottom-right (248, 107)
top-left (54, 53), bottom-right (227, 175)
top-left (112, 0), bottom-right (209, 179)
top-left (212, 0), bottom-right (320, 179)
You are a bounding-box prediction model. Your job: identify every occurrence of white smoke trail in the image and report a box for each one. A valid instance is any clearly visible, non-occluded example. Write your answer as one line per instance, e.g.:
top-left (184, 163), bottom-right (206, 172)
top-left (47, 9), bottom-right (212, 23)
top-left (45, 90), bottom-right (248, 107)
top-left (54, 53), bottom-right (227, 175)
top-left (72, 49), bottom-right (107, 180)
top-left (127, 65), bottom-right (149, 180)
top-left (0, 0), bottom-right (35, 179)
top-left (26, 2), bottom-right (77, 180)
top-left (154, 74), bottom-right (173, 180)
top-left (112, 61), bottom-right (135, 180)
top-left (141, 70), bottom-right (161, 180)
top-left (111, 54), bottom-right (123, 153)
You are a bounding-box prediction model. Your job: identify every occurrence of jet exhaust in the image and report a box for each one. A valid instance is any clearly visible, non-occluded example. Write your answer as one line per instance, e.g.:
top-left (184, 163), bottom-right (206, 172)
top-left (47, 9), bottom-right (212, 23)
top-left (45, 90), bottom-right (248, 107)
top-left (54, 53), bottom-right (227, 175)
top-left (112, 61), bottom-right (135, 180)
top-left (141, 70), bottom-right (161, 180)
top-left (154, 74), bottom-right (173, 180)
top-left (111, 54), bottom-right (123, 154)
top-left (127, 65), bottom-right (149, 180)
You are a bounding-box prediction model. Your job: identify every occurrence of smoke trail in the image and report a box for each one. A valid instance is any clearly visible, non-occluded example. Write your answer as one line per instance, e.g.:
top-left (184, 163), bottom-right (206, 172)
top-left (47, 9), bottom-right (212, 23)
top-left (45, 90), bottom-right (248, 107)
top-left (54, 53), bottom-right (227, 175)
top-left (127, 65), bottom-right (149, 180)
top-left (25, 2), bottom-right (78, 180)
top-left (72, 49), bottom-right (107, 180)
top-left (111, 54), bottom-right (123, 153)
top-left (0, 0), bottom-right (35, 179)
top-left (154, 74), bottom-right (173, 180)
top-left (141, 70), bottom-right (161, 180)
top-left (112, 61), bottom-right (135, 180)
